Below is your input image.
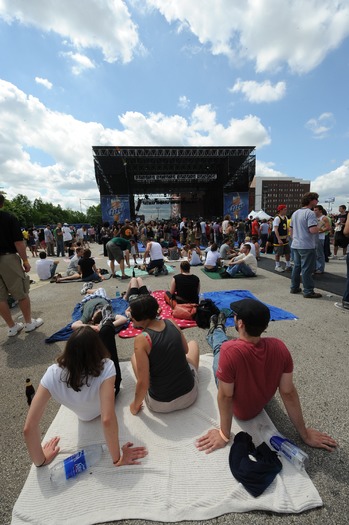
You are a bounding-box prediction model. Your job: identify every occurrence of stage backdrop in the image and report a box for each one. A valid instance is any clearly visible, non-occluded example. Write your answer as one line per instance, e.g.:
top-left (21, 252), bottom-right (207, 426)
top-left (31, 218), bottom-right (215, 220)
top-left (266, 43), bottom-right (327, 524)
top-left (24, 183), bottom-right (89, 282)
top-left (101, 195), bottom-right (131, 224)
top-left (223, 192), bottom-right (249, 220)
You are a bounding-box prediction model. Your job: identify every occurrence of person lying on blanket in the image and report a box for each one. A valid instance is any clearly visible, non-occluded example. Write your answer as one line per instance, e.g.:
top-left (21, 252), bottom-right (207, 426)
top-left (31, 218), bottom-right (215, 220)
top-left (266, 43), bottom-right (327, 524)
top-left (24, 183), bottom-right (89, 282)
top-left (195, 299), bottom-right (338, 454)
top-left (23, 327), bottom-right (148, 469)
top-left (129, 295), bottom-right (200, 415)
top-left (72, 288), bottom-right (128, 393)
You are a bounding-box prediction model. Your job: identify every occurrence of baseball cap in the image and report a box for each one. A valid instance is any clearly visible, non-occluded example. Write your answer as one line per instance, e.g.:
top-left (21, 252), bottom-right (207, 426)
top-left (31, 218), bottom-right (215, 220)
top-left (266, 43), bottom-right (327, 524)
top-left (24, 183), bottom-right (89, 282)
top-left (63, 222), bottom-right (68, 226)
top-left (229, 298), bottom-right (270, 327)
top-left (277, 204), bottom-right (287, 212)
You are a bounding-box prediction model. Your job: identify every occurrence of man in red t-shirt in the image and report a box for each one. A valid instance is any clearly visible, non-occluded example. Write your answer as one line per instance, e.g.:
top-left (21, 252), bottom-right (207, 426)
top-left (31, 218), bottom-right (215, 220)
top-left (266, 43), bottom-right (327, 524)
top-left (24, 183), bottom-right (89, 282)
top-left (195, 299), bottom-right (337, 454)
top-left (251, 217), bottom-right (260, 238)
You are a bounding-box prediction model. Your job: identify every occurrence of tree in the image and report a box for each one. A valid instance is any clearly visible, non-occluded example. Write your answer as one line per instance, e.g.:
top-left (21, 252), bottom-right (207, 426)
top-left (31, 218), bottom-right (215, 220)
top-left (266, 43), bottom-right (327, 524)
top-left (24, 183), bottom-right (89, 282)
top-left (86, 204), bottom-right (102, 225)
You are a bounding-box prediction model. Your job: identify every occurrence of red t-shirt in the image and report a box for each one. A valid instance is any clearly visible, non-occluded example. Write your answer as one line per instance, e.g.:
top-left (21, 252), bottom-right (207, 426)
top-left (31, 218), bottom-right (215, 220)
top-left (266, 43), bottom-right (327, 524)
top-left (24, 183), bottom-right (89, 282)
top-left (216, 337), bottom-right (293, 420)
top-left (251, 220), bottom-right (259, 236)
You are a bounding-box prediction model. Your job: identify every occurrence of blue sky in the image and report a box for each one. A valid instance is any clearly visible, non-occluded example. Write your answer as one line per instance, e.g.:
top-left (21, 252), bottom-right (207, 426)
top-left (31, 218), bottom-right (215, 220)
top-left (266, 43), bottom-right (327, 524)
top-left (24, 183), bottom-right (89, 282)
top-left (0, 0), bottom-right (349, 214)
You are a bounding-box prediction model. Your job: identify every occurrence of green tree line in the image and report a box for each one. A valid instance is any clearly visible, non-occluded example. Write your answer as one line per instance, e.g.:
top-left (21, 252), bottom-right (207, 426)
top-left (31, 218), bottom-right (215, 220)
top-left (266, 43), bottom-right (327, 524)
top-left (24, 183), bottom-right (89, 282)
top-left (0, 194), bottom-right (102, 227)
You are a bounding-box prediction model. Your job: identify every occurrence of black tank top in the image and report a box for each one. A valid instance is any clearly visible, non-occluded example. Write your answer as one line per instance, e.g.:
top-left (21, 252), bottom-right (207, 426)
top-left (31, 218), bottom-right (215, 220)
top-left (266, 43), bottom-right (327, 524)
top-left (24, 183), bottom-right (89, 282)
top-left (144, 320), bottom-right (194, 402)
top-left (273, 215), bottom-right (288, 243)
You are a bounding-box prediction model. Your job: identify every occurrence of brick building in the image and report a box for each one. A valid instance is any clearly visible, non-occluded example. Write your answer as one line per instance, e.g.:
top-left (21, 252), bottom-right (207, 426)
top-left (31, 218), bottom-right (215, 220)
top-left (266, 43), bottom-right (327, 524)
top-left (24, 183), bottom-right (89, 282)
top-left (250, 176), bottom-right (310, 216)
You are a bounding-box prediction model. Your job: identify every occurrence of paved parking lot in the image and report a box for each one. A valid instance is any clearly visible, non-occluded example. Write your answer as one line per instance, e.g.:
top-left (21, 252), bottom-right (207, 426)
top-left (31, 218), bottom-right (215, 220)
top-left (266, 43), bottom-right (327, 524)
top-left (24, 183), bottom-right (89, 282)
top-left (1, 246), bottom-right (348, 525)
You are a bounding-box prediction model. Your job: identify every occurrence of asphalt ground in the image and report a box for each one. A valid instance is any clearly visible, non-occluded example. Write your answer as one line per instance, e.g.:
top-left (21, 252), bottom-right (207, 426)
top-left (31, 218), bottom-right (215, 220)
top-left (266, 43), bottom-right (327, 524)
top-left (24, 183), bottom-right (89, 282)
top-left (1, 245), bottom-right (348, 525)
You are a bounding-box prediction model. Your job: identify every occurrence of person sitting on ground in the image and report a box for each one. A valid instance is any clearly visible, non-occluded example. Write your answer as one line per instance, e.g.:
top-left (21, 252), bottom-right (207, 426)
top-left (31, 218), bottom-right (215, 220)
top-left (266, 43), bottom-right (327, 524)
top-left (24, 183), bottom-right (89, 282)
top-left (36, 252), bottom-right (59, 281)
top-left (143, 238), bottom-right (168, 276)
top-left (188, 244), bottom-right (203, 266)
top-left (23, 326), bottom-right (148, 469)
top-left (250, 235), bottom-right (261, 260)
top-left (55, 246), bottom-right (84, 282)
top-left (180, 244), bottom-right (190, 258)
top-left (78, 248), bottom-right (104, 282)
top-left (106, 236), bottom-right (131, 280)
top-left (204, 242), bottom-right (221, 272)
top-left (167, 237), bottom-right (181, 260)
top-left (219, 238), bottom-right (234, 261)
top-left (196, 299), bottom-right (338, 454)
top-left (221, 243), bottom-right (257, 278)
top-left (129, 295), bottom-right (200, 414)
top-left (167, 261), bottom-right (200, 305)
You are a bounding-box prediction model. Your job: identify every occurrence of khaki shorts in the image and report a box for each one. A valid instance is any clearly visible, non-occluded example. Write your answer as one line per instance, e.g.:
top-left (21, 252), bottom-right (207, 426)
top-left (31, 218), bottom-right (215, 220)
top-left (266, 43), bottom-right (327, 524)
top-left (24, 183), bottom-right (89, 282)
top-left (145, 364), bottom-right (199, 413)
top-left (0, 254), bottom-right (30, 301)
top-left (106, 241), bottom-right (124, 262)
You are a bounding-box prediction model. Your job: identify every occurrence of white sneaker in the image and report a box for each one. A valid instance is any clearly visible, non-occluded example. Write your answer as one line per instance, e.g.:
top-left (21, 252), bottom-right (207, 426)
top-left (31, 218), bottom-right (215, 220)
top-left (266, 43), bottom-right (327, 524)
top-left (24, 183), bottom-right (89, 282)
top-left (275, 266), bottom-right (285, 273)
top-left (24, 318), bottom-right (44, 333)
top-left (80, 282), bottom-right (93, 295)
top-left (8, 322), bottom-right (24, 337)
top-left (334, 302), bottom-right (349, 310)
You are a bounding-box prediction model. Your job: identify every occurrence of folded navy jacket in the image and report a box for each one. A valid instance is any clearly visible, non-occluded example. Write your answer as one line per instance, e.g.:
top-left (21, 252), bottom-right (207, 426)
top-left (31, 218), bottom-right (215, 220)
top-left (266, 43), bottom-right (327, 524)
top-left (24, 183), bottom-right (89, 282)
top-left (229, 431), bottom-right (282, 497)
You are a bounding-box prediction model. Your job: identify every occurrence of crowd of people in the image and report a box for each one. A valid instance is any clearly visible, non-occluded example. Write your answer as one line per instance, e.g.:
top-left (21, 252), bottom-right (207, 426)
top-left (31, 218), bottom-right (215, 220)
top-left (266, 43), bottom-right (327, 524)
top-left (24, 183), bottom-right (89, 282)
top-left (1, 191), bottom-right (347, 478)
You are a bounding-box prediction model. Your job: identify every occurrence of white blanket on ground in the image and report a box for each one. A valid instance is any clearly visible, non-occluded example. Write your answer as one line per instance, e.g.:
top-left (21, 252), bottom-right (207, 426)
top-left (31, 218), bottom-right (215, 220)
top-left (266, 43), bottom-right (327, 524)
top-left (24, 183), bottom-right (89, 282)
top-left (12, 355), bottom-right (322, 525)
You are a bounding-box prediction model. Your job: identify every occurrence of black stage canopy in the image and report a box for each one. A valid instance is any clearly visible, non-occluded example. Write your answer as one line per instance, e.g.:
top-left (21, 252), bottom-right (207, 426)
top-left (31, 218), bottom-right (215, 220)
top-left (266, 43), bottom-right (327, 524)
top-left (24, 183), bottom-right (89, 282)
top-left (93, 146), bottom-right (255, 218)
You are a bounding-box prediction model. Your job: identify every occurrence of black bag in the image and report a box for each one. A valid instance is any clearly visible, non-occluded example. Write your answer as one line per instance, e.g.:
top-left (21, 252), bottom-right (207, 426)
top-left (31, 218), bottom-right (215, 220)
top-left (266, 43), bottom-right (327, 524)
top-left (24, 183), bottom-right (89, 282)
top-left (194, 299), bottom-right (220, 328)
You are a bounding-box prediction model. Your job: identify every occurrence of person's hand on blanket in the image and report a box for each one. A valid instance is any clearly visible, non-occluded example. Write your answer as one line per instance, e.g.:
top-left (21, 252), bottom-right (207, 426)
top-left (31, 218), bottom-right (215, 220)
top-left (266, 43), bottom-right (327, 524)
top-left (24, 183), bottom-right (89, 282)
top-left (130, 401), bottom-right (143, 415)
top-left (114, 442), bottom-right (148, 466)
top-left (195, 429), bottom-right (228, 454)
top-left (302, 427), bottom-right (338, 451)
top-left (41, 436), bottom-right (61, 466)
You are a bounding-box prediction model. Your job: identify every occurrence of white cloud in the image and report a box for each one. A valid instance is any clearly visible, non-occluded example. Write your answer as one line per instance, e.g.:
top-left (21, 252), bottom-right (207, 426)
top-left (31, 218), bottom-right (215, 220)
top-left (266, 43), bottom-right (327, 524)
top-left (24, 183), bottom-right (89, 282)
top-left (312, 160), bottom-right (349, 205)
top-left (34, 77), bottom-right (53, 90)
top-left (117, 104), bottom-right (271, 148)
top-left (0, 80), bottom-right (271, 209)
top-left (62, 52), bottom-right (95, 75)
top-left (178, 95), bottom-right (190, 109)
top-left (256, 160), bottom-right (288, 179)
top-left (0, 0), bottom-right (141, 64)
top-left (145, 0), bottom-right (349, 73)
top-left (305, 112), bottom-right (335, 138)
top-left (230, 79), bottom-right (286, 103)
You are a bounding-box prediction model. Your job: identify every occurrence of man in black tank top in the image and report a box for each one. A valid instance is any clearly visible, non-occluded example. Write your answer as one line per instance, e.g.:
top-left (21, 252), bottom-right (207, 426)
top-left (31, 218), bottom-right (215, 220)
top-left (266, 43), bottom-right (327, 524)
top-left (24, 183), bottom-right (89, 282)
top-left (273, 204), bottom-right (292, 273)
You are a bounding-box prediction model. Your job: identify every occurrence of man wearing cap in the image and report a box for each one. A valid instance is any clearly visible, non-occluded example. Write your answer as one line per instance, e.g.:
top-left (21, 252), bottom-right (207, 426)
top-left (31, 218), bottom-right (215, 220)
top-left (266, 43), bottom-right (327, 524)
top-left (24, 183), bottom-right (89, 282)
top-left (195, 298), bottom-right (337, 454)
top-left (62, 223), bottom-right (72, 254)
top-left (273, 205), bottom-right (291, 272)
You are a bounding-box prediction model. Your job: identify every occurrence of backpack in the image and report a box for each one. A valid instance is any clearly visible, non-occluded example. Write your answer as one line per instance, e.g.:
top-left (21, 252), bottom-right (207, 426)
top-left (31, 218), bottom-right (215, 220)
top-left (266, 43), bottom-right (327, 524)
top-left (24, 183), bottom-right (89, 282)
top-left (194, 299), bottom-right (220, 328)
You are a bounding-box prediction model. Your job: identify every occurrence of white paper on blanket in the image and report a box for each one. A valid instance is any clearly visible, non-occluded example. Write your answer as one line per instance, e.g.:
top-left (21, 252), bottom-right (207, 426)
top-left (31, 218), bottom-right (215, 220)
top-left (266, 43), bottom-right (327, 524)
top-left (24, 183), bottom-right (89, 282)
top-left (12, 355), bottom-right (322, 525)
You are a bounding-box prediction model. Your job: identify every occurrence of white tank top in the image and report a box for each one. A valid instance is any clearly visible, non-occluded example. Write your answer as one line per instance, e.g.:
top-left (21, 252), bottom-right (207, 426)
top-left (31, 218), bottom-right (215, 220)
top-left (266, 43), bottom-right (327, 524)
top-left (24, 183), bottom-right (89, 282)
top-left (149, 242), bottom-right (164, 260)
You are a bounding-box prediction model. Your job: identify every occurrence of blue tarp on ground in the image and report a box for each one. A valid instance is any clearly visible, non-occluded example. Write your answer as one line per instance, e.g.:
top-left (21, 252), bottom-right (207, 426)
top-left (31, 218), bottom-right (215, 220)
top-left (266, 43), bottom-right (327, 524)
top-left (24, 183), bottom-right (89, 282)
top-left (202, 290), bottom-right (298, 326)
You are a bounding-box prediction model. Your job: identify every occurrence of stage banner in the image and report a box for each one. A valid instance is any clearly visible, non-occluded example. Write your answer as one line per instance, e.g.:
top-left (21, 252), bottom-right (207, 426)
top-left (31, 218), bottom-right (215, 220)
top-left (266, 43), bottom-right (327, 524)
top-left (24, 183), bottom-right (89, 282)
top-left (223, 192), bottom-right (249, 220)
top-left (101, 195), bottom-right (131, 224)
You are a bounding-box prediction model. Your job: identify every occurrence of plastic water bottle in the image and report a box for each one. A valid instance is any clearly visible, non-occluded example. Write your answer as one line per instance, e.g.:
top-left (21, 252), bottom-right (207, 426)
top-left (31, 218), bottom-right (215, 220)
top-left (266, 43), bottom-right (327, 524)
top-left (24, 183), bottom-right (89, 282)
top-left (50, 444), bottom-right (104, 484)
top-left (115, 287), bottom-right (120, 298)
top-left (25, 378), bottom-right (35, 406)
top-left (262, 426), bottom-right (309, 470)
